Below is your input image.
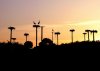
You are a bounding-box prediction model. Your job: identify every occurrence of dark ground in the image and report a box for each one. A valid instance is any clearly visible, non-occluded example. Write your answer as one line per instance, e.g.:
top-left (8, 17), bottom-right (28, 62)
top-left (0, 41), bottom-right (100, 57)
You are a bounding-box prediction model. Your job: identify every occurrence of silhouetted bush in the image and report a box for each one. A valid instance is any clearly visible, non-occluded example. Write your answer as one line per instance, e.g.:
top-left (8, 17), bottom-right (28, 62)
top-left (24, 41), bottom-right (33, 49)
top-left (39, 38), bottom-right (54, 47)
top-left (0, 40), bottom-right (100, 56)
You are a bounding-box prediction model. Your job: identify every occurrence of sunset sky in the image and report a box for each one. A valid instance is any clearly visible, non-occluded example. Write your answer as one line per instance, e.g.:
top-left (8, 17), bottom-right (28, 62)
top-left (1, 0), bottom-right (100, 46)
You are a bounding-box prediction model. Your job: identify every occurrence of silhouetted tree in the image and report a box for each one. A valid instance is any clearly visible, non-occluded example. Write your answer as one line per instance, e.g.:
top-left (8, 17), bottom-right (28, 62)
top-left (24, 41), bottom-right (33, 49)
top-left (90, 30), bottom-right (98, 41)
top-left (70, 29), bottom-right (75, 43)
top-left (39, 38), bottom-right (53, 47)
top-left (85, 30), bottom-right (91, 42)
top-left (83, 33), bottom-right (87, 41)
top-left (55, 32), bottom-right (60, 45)
top-left (8, 26), bottom-right (15, 43)
top-left (24, 33), bottom-right (29, 42)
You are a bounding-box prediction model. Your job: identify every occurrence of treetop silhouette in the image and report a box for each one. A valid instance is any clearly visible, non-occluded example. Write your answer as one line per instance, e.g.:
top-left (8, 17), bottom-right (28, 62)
top-left (24, 41), bottom-right (33, 49)
top-left (39, 38), bottom-right (54, 47)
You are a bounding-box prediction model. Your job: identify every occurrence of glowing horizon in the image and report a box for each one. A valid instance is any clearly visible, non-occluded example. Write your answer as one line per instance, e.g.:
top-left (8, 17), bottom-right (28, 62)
top-left (1, 0), bottom-right (100, 46)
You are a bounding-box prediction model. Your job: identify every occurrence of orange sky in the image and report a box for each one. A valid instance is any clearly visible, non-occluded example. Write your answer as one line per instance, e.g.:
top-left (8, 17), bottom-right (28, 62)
top-left (0, 0), bottom-right (100, 46)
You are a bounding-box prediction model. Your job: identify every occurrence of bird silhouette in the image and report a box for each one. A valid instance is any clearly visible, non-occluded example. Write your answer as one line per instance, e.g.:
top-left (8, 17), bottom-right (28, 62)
top-left (33, 21), bottom-right (36, 25)
top-left (38, 21), bottom-right (40, 24)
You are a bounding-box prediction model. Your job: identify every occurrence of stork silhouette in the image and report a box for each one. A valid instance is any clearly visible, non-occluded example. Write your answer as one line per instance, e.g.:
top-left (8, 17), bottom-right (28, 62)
top-left (38, 21), bottom-right (40, 24)
top-left (33, 21), bottom-right (40, 47)
top-left (33, 21), bottom-right (36, 25)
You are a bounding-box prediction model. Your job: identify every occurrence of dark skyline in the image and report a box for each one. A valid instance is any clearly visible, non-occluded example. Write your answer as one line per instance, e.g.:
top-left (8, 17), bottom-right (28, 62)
top-left (0, 0), bottom-right (100, 46)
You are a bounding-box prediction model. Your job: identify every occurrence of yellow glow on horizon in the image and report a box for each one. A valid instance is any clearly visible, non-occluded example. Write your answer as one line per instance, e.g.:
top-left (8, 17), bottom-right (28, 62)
top-left (1, 0), bottom-right (100, 48)
top-left (1, 20), bottom-right (100, 47)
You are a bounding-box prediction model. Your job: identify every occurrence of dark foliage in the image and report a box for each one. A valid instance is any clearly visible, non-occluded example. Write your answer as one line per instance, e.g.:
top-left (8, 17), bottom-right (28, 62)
top-left (0, 38), bottom-right (100, 56)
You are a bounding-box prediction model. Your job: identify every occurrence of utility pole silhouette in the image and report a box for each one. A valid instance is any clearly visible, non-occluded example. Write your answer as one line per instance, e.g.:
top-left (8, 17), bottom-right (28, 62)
top-left (33, 21), bottom-right (40, 47)
top-left (11, 38), bottom-right (16, 43)
top-left (85, 30), bottom-right (91, 42)
top-left (55, 32), bottom-right (60, 45)
top-left (90, 30), bottom-right (98, 41)
top-left (8, 26), bottom-right (15, 43)
top-left (52, 29), bottom-right (54, 42)
top-left (24, 33), bottom-right (29, 42)
top-left (83, 33), bottom-right (87, 41)
top-left (41, 26), bottom-right (44, 41)
top-left (70, 29), bottom-right (75, 43)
